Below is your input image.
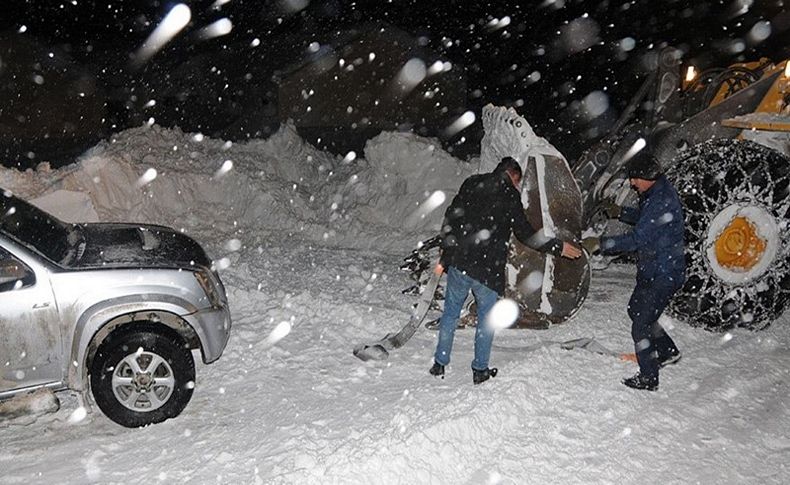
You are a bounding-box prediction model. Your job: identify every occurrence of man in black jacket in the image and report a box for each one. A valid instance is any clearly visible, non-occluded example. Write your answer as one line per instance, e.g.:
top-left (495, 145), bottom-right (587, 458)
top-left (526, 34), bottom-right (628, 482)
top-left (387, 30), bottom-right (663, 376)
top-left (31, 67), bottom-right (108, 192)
top-left (430, 157), bottom-right (582, 384)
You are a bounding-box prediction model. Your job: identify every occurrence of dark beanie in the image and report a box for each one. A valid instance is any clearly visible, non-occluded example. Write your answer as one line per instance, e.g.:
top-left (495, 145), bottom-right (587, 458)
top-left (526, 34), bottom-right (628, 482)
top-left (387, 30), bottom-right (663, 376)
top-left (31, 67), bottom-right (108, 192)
top-left (626, 151), bottom-right (662, 180)
top-left (494, 156), bottom-right (522, 178)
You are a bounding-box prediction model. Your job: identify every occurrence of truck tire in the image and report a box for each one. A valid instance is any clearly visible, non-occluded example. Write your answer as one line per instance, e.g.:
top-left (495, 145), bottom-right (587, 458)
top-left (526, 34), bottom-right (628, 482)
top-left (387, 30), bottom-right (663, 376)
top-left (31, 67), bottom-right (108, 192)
top-left (90, 324), bottom-right (195, 427)
top-left (667, 139), bottom-right (790, 330)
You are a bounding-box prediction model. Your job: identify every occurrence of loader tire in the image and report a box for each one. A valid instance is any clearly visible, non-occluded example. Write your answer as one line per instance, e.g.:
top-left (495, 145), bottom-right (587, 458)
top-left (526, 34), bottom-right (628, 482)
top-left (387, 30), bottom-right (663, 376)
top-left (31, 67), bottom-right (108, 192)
top-left (667, 139), bottom-right (790, 331)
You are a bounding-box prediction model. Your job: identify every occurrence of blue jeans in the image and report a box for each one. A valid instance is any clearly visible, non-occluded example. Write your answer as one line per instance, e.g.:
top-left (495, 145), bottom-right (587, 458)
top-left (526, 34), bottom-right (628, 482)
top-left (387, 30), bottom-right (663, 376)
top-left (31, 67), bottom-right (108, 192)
top-left (433, 267), bottom-right (500, 371)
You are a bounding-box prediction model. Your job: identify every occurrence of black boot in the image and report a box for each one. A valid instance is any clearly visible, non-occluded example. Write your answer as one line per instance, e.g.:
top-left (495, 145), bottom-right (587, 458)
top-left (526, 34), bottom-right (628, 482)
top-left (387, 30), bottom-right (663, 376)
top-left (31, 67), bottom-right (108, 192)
top-left (429, 361), bottom-right (445, 378)
top-left (622, 372), bottom-right (658, 391)
top-left (658, 349), bottom-right (682, 368)
top-left (472, 367), bottom-right (498, 385)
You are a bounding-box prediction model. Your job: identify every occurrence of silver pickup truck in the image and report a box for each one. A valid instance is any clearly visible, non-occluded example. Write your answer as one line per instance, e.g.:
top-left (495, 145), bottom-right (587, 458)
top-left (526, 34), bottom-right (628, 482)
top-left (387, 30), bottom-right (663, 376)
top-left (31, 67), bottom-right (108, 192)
top-left (0, 189), bottom-right (231, 427)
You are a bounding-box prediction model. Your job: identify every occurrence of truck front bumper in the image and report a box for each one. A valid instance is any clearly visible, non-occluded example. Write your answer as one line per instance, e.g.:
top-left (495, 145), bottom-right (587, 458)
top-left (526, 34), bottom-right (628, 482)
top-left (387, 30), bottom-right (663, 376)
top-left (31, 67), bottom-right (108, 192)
top-left (187, 304), bottom-right (231, 364)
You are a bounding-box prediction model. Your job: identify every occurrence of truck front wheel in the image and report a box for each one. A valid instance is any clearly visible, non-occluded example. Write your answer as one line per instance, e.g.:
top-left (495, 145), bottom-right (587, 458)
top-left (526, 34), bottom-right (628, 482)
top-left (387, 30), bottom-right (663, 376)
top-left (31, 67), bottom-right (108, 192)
top-left (90, 324), bottom-right (195, 427)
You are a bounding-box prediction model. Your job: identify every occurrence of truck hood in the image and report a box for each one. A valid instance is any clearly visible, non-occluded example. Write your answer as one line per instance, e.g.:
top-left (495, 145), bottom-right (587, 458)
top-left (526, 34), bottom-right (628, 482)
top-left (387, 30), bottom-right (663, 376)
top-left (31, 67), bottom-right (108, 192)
top-left (70, 223), bottom-right (213, 270)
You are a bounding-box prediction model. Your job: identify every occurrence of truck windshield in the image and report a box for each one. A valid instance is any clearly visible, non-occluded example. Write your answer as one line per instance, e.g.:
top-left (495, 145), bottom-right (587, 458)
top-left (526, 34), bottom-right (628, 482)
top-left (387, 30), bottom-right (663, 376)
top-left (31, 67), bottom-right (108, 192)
top-left (0, 190), bottom-right (75, 264)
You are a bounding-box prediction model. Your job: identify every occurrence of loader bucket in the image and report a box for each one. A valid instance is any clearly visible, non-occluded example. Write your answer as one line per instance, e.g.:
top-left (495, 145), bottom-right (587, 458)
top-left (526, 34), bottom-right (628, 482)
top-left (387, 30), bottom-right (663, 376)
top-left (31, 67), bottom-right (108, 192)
top-left (506, 153), bottom-right (590, 327)
top-left (481, 105), bottom-right (590, 327)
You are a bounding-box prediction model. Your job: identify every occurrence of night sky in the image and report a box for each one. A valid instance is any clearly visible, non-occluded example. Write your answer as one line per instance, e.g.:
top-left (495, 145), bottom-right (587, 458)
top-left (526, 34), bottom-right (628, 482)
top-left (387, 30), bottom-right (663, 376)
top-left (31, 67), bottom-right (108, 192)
top-left (2, 0), bottom-right (789, 166)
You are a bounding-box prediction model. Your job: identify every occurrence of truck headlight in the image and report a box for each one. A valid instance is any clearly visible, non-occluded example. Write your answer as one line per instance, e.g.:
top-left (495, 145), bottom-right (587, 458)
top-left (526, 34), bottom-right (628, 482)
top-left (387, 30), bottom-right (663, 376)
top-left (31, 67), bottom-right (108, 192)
top-left (194, 270), bottom-right (221, 307)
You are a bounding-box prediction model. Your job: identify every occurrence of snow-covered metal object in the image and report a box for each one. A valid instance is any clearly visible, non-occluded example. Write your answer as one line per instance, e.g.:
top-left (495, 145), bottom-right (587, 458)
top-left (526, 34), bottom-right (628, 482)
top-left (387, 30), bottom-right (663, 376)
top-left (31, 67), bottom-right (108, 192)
top-left (402, 57), bottom-right (790, 332)
top-left (479, 105), bottom-right (590, 327)
top-left (566, 50), bottom-right (790, 331)
top-left (353, 269), bottom-right (442, 361)
top-left (399, 106), bottom-right (590, 328)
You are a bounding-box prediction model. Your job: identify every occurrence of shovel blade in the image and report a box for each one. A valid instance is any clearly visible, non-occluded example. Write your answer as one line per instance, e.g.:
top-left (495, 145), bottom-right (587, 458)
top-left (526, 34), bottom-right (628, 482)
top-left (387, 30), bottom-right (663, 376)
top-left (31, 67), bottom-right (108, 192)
top-left (353, 343), bottom-right (390, 361)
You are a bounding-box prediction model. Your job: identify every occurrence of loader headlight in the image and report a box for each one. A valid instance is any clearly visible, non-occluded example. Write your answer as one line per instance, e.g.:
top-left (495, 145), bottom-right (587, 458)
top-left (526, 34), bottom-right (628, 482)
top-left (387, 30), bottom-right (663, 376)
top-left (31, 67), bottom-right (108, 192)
top-left (685, 65), bottom-right (697, 82)
top-left (194, 269), bottom-right (221, 307)
top-left (784, 60), bottom-right (790, 78)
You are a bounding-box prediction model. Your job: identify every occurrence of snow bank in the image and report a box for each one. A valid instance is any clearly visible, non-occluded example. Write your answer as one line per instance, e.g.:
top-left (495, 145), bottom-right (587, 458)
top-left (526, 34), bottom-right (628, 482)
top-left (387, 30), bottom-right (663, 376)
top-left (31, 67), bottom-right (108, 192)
top-left (0, 122), bottom-right (474, 252)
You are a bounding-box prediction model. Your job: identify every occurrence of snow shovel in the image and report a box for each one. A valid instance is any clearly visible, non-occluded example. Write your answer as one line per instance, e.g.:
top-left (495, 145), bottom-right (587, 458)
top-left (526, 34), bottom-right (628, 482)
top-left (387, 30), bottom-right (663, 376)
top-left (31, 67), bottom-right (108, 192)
top-left (353, 270), bottom-right (441, 361)
top-left (559, 337), bottom-right (636, 362)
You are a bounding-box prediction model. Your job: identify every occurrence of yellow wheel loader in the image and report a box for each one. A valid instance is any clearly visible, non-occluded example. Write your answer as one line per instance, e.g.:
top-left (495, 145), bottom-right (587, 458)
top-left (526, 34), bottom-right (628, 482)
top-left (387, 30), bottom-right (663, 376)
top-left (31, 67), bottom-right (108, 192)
top-left (404, 47), bottom-right (790, 332)
top-left (572, 47), bottom-right (790, 330)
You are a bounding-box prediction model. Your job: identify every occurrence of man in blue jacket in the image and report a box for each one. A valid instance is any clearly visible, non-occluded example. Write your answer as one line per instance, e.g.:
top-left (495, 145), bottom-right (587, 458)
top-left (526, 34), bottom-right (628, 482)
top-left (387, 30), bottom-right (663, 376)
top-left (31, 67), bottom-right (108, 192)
top-left (432, 157), bottom-right (582, 384)
top-left (583, 151), bottom-right (685, 391)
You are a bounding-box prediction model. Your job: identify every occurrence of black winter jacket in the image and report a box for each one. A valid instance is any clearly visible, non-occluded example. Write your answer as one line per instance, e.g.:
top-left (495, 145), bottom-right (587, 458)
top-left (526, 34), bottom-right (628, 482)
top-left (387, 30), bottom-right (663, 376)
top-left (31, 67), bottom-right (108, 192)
top-left (439, 167), bottom-right (563, 295)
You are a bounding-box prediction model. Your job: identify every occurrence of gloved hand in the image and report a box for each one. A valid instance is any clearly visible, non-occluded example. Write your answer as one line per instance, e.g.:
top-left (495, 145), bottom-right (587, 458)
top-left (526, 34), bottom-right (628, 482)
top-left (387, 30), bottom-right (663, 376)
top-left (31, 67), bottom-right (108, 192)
top-left (581, 237), bottom-right (601, 255)
top-left (601, 200), bottom-right (622, 219)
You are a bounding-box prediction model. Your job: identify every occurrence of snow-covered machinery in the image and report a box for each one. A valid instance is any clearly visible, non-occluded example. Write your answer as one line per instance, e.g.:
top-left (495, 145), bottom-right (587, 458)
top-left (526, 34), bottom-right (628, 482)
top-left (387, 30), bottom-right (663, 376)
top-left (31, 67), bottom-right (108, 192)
top-left (573, 47), bottom-right (790, 331)
top-left (403, 104), bottom-right (591, 329)
top-left (405, 48), bottom-right (790, 332)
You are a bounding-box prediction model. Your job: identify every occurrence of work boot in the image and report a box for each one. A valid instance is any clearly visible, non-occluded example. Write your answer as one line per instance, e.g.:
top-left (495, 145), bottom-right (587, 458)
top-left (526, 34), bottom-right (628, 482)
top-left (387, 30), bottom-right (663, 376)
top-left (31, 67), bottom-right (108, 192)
top-left (425, 316), bottom-right (476, 331)
top-left (658, 349), bottom-right (682, 368)
top-left (429, 361), bottom-right (445, 378)
top-left (472, 367), bottom-right (498, 385)
top-left (622, 372), bottom-right (658, 391)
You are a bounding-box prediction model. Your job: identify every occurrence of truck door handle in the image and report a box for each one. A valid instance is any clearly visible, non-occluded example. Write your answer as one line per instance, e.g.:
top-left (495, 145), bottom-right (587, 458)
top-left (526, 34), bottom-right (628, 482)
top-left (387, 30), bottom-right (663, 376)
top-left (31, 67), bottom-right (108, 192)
top-left (32, 302), bottom-right (50, 309)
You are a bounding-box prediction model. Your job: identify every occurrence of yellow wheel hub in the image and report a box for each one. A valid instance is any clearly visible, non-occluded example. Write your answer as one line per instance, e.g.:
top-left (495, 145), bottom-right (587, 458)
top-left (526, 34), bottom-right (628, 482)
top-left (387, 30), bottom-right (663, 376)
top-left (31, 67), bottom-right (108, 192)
top-left (714, 216), bottom-right (766, 271)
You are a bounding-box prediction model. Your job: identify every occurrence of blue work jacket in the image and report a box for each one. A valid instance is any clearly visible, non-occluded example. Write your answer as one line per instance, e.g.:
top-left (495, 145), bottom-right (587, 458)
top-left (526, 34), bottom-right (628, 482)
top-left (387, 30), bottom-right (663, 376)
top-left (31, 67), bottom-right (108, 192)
top-left (601, 176), bottom-right (686, 286)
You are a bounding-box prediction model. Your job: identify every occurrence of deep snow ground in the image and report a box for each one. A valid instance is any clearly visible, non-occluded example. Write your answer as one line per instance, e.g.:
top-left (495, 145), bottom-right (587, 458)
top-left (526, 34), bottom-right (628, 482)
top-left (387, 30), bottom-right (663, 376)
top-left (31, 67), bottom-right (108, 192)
top-left (1, 123), bottom-right (789, 483)
top-left (2, 246), bottom-right (788, 484)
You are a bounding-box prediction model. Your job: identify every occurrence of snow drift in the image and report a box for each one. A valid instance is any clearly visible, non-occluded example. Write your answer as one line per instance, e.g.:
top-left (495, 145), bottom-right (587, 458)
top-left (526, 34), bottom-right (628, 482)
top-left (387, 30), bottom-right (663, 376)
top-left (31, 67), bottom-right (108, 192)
top-left (0, 122), bottom-right (475, 253)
